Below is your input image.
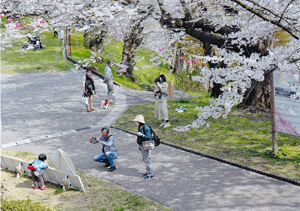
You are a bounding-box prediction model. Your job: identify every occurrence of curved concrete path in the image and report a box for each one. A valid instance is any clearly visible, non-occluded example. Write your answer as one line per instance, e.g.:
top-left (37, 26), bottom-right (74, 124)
top-left (1, 70), bottom-right (300, 211)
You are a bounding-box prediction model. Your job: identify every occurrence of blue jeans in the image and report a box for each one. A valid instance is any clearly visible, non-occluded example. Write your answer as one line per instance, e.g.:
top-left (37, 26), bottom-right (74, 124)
top-left (94, 151), bottom-right (118, 167)
top-left (34, 31), bottom-right (40, 37)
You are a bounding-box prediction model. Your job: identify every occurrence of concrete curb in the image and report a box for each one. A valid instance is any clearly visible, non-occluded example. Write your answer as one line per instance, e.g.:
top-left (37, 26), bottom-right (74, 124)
top-left (113, 126), bottom-right (300, 187)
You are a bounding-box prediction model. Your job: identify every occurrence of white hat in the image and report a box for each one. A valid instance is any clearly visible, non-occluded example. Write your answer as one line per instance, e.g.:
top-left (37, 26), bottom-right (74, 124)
top-left (133, 115), bottom-right (145, 124)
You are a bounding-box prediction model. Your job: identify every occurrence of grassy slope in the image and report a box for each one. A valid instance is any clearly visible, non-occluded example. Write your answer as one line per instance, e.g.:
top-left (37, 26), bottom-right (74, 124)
top-left (1, 16), bottom-right (74, 74)
top-left (1, 150), bottom-right (169, 211)
top-left (1, 23), bottom-right (174, 89)
top-left (113, 96), bottom-right (300, 181)
top-left (69, 31), bottom-right (175, 90)
top-left (1, 25), bottom-right (74, 74)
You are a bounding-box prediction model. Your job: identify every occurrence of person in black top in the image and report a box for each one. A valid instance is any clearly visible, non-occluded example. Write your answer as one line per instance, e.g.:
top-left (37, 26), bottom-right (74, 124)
top-left (83, 67), bottom-right (97, 112)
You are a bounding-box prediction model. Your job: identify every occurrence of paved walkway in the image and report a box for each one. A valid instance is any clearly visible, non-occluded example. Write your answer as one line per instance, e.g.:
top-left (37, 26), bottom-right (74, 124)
top-left (1, 70), bottom-right (300, 211)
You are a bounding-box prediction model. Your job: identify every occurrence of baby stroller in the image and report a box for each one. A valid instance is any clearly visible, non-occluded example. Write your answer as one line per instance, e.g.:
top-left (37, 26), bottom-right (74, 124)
top-left (22, 33), bottom-right (44, 50)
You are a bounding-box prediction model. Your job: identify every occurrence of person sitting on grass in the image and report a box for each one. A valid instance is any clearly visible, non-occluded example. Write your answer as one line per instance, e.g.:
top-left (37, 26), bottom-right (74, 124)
top-left (31, 154), bottom-right (49, 190)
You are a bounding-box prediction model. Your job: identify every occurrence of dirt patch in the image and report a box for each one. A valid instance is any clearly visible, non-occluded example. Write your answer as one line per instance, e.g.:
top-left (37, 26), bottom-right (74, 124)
top-left (1, 170), bottom-right (65, 209)
top-left (1, 150), bottom-right (169, 210)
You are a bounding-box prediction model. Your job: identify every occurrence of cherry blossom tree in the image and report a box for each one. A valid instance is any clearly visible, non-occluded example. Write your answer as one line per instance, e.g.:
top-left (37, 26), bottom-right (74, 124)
top-left (154, 0), bottom-right (300, 131)
top-left (1, 0), bottom-right (300, 131)
top-left (116, 3), bottom-right (155, 82)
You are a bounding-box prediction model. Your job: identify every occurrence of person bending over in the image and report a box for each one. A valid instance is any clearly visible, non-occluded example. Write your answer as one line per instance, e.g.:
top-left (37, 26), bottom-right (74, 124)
top-left (31, 154), bottom-right (49, 190)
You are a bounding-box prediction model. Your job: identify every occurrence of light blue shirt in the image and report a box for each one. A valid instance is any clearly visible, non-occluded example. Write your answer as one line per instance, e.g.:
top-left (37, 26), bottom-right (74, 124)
top-left (104, 65), bottom-right (113, 81)
top-left (92, 135), bottom-right (118, 152)
top-left (33, 160), bottom-right (49, 171)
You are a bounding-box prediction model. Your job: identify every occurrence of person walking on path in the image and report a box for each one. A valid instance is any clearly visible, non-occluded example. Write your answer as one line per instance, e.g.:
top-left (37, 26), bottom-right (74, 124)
top-left (155, 74), bottom-right (170, 128)
top-left (103, 60), bottom-right (114, 109)
top-left (90, 127), bottom-right (119, 172)
top-left (31, 154), bottom-right (49, 190)
top-left (133, 115), bottom-right (154, 180)
top-left (83, 67), bottom-right (97, 112)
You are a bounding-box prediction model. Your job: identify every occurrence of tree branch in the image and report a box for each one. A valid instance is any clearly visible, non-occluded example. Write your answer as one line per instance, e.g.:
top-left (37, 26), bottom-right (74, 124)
top-left (245, 0), bottom-right (292, 25)
top-left (277, 0), bottom-right (295, 24)
top-left (230, 0), bottom-right (299, 40)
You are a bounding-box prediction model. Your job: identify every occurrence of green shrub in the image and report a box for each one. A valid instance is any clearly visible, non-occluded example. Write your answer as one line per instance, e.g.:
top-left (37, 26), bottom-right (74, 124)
top-left (175, 71), bottom-right (207, 93)
top-left (175, 99), bottom-right (191, 104)
top-left (1, 199), bottom-right (53, 211)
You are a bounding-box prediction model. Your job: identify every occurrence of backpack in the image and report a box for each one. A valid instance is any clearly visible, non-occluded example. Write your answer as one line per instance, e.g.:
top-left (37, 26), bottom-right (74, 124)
top-left (27, 160), bottom-right (37, 171)
top-left (143, 126), bottom-right (160, 147)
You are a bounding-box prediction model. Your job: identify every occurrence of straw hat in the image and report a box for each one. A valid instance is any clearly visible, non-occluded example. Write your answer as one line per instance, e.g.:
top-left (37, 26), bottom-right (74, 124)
top-left (133, 115), bottom-right (145, 124)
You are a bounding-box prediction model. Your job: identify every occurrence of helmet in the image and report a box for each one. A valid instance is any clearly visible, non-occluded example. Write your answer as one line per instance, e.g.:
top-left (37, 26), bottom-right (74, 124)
top-left (38, 154), bottom-right (47, 161)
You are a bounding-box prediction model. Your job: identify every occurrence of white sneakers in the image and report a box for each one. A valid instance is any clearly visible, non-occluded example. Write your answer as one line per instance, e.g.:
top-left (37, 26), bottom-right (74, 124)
top-left (159, 122), bottom-right (165, 127)
top-left (159, 122), bottom-right (170, 128)
top-left (163, 122), bottom-right (170, 128)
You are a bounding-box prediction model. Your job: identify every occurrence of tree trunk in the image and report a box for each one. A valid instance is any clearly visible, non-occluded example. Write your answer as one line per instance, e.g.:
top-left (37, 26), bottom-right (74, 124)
top-left (173, 50), bottom-right (184, 74)
top-left (202, 42), bottom-right (224, 98)
top-left (117, 19), bottom-right (143, 82)
top-left (240, 74), bottom-right (271, 112)
top-left (240, 34), bottom-right (275, 111)
top-left (117, 5), bottom-right (154, 82)
top-left (83, 25), bottom-right (108, 52)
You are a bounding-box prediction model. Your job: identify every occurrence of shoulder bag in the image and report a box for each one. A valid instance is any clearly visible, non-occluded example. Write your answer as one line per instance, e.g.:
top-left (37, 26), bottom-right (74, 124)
top-left (142, 126), bottom-right (155, 150)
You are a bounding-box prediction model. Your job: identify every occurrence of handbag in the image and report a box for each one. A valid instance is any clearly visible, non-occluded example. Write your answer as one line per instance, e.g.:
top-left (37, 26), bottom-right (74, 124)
top-left (81, 94), bottom-right (88, 105)
top-left (27, 160), bottom-right (37, 171)
top-left (142, 140), bottom-right (155, 150)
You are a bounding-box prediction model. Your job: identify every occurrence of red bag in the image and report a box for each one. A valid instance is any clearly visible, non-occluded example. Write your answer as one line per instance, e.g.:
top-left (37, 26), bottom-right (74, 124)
top-left (28, 165), bottom-right (36, 170)
top-left (28, 160), bottom-right (37, 171)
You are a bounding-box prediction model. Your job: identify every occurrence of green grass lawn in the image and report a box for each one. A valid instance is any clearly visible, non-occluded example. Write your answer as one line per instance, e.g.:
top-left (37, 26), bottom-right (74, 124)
top-left (113, 95), bottom-right (300, 181)
top-left (1, 24), bottom-right (176, 91)
top-left (69, 32), bottom-right (175, 90)
top-left (1, 28), bottom-right (74, 74)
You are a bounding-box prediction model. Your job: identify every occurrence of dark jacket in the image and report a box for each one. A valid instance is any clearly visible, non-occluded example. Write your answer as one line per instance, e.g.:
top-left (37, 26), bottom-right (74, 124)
top-left (85, 75), bottom-right (95, 96)
top-left (137, 124), bottom-right (151, 145)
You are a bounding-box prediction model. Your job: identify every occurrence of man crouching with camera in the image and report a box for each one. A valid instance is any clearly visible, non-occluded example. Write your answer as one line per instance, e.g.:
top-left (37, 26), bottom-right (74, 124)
top-left (90, 127), bottom-right (119, 172)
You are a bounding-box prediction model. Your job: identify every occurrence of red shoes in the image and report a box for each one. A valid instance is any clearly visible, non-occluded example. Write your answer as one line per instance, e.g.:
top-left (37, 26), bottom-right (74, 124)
top-left (40, 186), bottom-right (48, 190)
top-left (34, 186), bottom-right (48, 190)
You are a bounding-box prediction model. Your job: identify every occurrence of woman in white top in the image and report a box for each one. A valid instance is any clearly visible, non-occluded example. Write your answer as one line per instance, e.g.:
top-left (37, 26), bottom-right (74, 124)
top-left (155, 74), bottom-right (170, 128)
